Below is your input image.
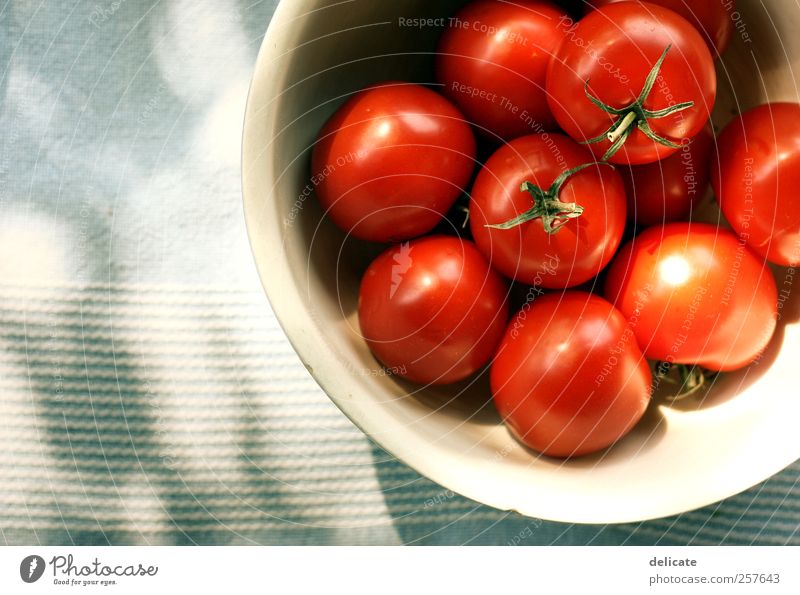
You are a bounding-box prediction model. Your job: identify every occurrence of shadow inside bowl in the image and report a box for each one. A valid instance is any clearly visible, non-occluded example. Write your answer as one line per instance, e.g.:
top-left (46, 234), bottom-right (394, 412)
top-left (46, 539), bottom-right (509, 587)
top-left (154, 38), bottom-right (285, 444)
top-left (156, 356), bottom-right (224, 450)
top-left (386, 365), bottom-right (501, 427)
top-left (544, 399), bottom-right (667, 469)
top-left (524, 396), bottom-right (669, 470)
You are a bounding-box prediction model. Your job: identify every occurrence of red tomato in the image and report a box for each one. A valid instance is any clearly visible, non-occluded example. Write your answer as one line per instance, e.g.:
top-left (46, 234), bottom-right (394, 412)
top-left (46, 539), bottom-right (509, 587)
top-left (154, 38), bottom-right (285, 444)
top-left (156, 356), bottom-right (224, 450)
top-left (436, 0), bottom-right (568, 141)
top-left (469, 133), bottom-right (626, 288)
top-left (358, 236), bottom-right (508, 385)
top-left (586, 0), bottom-right (735, 56)
top-left (491, 292), bottom-right (651, 458)
top-left (712, 103), bottom-right (800, 267)
top-left (605, 223), bottom-right (778, 371)
top-left (546, 2), bottom-right (716, 164)
top-left (625, 123), bottom-right (714, 227)
top-left (311, 82), bottom-right (476, 242)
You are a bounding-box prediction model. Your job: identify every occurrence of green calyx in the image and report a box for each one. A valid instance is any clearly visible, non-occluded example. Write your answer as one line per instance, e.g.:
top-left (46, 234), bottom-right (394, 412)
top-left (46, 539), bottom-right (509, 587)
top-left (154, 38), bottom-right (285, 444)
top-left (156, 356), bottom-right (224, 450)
top-left (486, 161), bottom-right (612, 234)
top-left (582, 45), bottom-right (695, 161)
top-left (654, 361), bottom-right (718, 401)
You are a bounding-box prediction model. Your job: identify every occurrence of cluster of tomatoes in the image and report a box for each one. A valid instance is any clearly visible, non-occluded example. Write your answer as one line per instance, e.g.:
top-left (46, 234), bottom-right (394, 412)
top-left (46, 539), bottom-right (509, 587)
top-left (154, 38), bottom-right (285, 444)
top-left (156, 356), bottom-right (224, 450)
top-left (309, 0), bottom-right (799, 458)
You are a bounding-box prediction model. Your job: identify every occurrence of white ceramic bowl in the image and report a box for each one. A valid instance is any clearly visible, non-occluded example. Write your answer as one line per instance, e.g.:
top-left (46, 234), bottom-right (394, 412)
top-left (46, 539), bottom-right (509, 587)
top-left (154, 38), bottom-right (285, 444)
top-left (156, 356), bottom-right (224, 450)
top-left (242, 0), bottom-right (800, 523)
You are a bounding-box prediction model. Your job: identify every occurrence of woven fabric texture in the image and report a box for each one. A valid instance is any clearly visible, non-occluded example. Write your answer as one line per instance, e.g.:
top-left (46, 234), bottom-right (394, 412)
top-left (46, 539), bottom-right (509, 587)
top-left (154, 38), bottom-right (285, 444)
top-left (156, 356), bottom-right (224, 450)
top-left (0, 0), bottom-right (798, 546)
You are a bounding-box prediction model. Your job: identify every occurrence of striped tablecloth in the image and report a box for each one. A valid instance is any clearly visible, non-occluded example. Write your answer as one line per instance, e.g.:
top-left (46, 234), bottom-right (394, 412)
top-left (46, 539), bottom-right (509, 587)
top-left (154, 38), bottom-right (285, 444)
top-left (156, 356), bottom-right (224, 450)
top-left (1, 0), bottom-right (798, 545)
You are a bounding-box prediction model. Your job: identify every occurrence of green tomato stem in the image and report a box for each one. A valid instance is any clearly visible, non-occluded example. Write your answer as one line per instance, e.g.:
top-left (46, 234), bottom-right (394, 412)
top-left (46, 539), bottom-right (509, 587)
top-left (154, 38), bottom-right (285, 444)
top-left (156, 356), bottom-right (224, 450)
top-left (606, 111), bottom-right (638, 143)
top-left (654, 361), bottom-right (718, 401)
top-left (485, 162), bottom-right (613, 234)
top-left (581, 44), bottom-right (695, 161)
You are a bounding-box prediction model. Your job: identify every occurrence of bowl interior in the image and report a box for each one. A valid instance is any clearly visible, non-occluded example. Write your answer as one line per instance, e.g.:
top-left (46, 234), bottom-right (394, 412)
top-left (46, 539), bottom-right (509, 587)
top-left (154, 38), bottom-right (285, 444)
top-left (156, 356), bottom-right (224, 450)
top-left (243, 0), bottom-right (800, 523)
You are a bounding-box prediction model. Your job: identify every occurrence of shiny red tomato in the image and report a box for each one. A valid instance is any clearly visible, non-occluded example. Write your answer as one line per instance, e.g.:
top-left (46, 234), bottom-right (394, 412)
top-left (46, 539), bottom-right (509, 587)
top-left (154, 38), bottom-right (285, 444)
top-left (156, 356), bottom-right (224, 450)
top-left (358, 236), bottom-right (508, 385)
top-left (546, 2), bottom-right (716, 164)
top-left (712, 102), bottom-right (800, 267)
top-left (469, 133), bottom-right (626, 288)
top-left (605, 223), bottom-right (778, 371)
top-left (311, 82), bottom-right (476, 242)
top-left (586, 0), bottom-right (735, 56)
top-left (436, 0), bottom-right (568, 141)
top-left (625, 123), bottom-right (714, 227)
top-left (491, 292), bottom-right (651, 458)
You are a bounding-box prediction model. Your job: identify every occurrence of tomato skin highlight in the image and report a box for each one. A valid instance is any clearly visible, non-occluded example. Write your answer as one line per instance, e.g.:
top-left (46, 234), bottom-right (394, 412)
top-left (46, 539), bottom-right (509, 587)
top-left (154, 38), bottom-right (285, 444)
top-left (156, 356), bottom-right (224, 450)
top-left (586, 0), bottom-right (735, 56)
top-left (358, 236), bottom-right (509, 385)
top-left (436, 0), bottom-right (568, 141)
top-left (469, 133), bottom-right (626, 288)
top-left (625, 123), bottom-right (714, 227)
top-left (546, 2), bottom-right (716, 165)
top-left (311, 82), bottom-right (476, 243)
top-left (712, 103), bottom-right (800, 267)
top-left (604, 223), bottom-right (778, 372)
top-left (491, 292), bottom-right (651, 458)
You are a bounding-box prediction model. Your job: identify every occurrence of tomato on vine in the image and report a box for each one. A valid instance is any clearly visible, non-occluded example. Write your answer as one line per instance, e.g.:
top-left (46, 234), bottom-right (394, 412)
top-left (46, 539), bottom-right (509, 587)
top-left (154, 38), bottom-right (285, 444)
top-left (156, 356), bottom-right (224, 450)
top-left (491, 291), bottom-right (652, 458)
top-left (359, 236), bottom-right (508, 385)
top-left (546, 2), bottom-right (716, 164)
top-left (436, 0), bottom-right (568, 141)
top-left (469, 133), bottom-right (626, 288)
top-left (712, 102), bottom-right (800, 267)
top-left (312, 82), bottom-right (476, 242)
top-left (586, 0), bottom-right (736, 57)
top-left (605, 223), bottom-right (778, 372)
